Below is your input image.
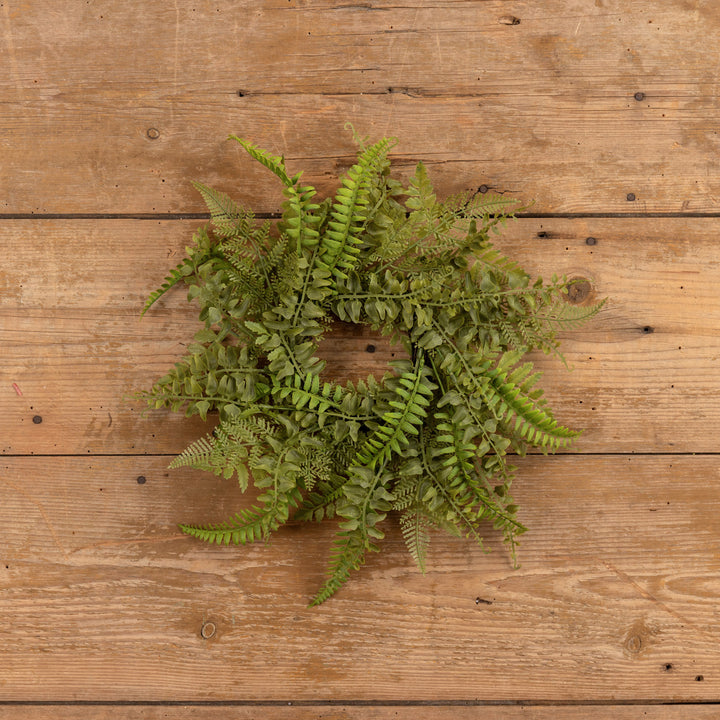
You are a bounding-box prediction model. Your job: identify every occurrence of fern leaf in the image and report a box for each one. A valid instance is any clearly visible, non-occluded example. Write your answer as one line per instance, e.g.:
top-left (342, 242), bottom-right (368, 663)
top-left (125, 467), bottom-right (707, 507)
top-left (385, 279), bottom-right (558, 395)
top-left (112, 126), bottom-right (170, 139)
top-left (141, 258), bottom-right (191, 316)
top-left (317, 137), bottom-right (395, 280)
top-left (309, 528), bottom-right (367, 606)
top-left (353, 354), bottom-right (435, 468)
top-left (450, 191), bottom-right (522, 218)
top-left (310, 464), bottom-right (394, 605)
top-left (400, 508), bottom-right (431, 573)
top-left (192, 181), bottom-right (253, 239)
top-left (485, 354), bottom-right (579, 450)
top-left (230, 136), bottom-right (295, 186)
top-left (545, 294), bottom-right (607, 330)
top-left (180, 501), bottom-right (288, 545)
top-left (141, 228), bottom-right (215, 315)
top-left (169, 435), bottom-right (214, 471)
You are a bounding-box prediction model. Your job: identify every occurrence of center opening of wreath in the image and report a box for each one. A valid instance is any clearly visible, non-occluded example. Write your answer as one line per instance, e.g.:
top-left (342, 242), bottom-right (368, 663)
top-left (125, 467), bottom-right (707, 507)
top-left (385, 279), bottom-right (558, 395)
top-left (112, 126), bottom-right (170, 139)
top-left (314, 319), bottom-right (409, 386)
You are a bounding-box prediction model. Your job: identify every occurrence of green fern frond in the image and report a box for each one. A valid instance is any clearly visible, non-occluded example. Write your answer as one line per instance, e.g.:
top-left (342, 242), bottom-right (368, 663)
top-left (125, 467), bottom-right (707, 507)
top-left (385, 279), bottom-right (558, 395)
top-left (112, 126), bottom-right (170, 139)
top-left (545, 293), bottom-right (607, 330)
top-left (445, 190), bottom-right (522, 218)
top-left (230, 136), bottom-right (295, 186)
top-left (180, 492), bottom-right (298, 545)
top-left (141, 228), bottom-right (216, 316)
top-left (141, 258), bottom-right (192, 316)
top-left (400, 507), bottom-right (432, 573)
top-left (230, 136), bottom-right (322, 253)
top-left (473, 242), bottom-right (530, 290)
top-left (309, 527), bottom-right (368, 606)
top-left (310, 464), bottom-right (394, 605)
top-left (262, 230), bottom-right (289, 273)
top-left (192, 181), bottom-right (253, 239)
top-left (353, 353), bottom-right (436, 468)
top-left (169, 434), bottom-right (214, 471)
top-left (484, 353), bottom-right (579, 450)
top-left (317, 137), bottom-right (395, 280)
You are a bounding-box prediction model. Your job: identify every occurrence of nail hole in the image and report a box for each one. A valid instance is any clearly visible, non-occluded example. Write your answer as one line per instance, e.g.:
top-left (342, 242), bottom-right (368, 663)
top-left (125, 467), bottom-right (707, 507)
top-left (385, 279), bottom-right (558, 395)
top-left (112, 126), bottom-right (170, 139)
top-left (237, 90), bottom-right (245, 97)
top-left (536, 231), bottom-right (548, 238)
top-left (642, 326), bottom-right (654, 334)
top-left (201, 622), bottom-right (217, 639)
top-left (664, 663), bottom-right (673, 671)
top-left (696, 675), bottom-right (704, 682)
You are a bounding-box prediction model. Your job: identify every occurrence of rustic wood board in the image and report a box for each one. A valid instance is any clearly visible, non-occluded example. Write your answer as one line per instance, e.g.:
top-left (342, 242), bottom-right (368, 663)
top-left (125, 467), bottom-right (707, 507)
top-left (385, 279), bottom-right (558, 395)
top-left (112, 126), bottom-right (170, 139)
top-left (1, 454), bottom-right (719, 702)
top-left (1, 706), bottom-right (719, 720)
top-left (1, 0), bottom-right (720, 213)
top-left (3, 0), bottom-right (719, 712)
top-left (1, 217), bottom-right (717, 455)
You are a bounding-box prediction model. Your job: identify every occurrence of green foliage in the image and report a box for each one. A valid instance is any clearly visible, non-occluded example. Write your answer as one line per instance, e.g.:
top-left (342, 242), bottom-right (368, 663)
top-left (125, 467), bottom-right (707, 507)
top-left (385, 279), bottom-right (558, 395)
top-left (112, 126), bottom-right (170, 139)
top-left (139, 129), bottom-right (604, 605)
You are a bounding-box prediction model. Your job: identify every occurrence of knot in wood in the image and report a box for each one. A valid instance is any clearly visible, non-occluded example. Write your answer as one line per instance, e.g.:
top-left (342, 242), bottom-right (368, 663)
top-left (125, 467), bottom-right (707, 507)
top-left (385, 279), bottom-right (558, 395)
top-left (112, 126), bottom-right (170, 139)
top-left (200, 621), bottom-right (216, 640)
top-left (565, 278), bottom-right (592, 305)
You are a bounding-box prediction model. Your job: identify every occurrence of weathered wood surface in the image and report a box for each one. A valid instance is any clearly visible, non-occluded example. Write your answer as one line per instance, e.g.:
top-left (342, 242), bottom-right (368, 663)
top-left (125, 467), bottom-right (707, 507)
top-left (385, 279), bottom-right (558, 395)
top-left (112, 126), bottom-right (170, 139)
top-left (3, 0), bottom-right (720, 713)
top-left (1, 707), bottom-right (719, 720)
top-left (2, 454), bottom-right (720, 701)
top-left (1, 217), bottom-right (716, 455)
top-left (1, 0), bottom-right (720, 214)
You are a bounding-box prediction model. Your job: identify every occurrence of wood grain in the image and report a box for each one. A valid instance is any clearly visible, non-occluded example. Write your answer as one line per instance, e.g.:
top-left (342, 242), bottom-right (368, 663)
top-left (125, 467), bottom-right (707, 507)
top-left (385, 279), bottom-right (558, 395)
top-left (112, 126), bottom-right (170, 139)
top-left (1, 706), bottom-right (719, 720)
top-left (1, 1), bottom-right (719, 213)
top-left (1, 217), bottom-right (717, 454)
top-left (1, 454), bottom-right (719, 702)
top-left (3, 0), bottom-right (719, 710)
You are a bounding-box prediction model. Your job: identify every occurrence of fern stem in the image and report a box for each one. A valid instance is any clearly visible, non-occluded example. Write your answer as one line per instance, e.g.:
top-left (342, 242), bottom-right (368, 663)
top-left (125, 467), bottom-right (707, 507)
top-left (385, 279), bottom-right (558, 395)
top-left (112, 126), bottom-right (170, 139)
top-left (291, 245), bottom-right (323, 329)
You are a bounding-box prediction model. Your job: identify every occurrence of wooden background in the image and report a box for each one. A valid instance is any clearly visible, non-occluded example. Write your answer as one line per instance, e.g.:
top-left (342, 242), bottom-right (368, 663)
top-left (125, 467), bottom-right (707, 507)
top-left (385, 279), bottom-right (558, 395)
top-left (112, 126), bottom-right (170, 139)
top-left (2, 0), bottom-right (720, 716)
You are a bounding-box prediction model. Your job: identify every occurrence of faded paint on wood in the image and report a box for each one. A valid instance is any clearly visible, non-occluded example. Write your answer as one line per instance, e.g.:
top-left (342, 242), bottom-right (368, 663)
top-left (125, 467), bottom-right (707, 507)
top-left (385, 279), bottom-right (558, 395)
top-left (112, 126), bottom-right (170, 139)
top-left (1, 454), bottom-right (719, 701)
top-left (0, 218), bottom-right (717, 454)
top-left (0, 1), bottom-right (719, 213)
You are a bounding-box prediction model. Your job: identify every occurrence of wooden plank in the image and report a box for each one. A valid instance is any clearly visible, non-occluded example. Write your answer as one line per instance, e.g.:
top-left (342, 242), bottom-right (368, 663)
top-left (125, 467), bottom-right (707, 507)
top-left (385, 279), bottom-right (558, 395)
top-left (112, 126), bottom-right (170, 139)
top-left (1, 454), bottom-right (720, 701)
top-left (1, 705), bottom-right (720, 720)
top-left (1, 1), bottom-right (719, 213)
top-left (1, 217), bottom-right (717, 455)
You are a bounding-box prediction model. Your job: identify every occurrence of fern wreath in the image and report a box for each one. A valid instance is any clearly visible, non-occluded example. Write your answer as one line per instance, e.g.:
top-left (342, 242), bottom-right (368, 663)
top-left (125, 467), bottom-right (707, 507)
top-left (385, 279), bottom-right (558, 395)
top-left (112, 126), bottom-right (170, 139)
top-left (140, 127), bottom-right (602, 605)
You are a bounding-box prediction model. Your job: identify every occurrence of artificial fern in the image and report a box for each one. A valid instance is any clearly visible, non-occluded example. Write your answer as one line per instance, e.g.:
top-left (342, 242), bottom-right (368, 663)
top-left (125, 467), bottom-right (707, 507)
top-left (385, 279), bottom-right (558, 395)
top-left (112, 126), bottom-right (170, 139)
top-left (139, 127), bottom-right (604, 605)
